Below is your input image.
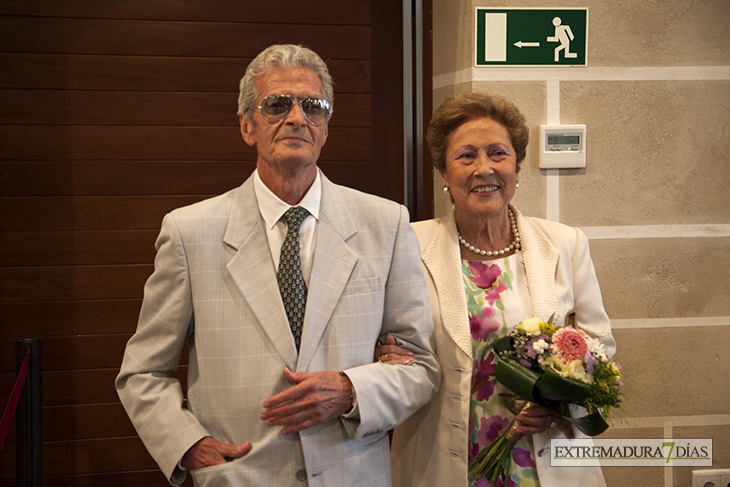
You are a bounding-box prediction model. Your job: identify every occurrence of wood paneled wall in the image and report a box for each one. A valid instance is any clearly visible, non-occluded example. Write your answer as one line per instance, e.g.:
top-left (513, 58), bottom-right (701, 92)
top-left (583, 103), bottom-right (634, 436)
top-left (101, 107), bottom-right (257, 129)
top-left (0, 1), bottom-right (429, 484)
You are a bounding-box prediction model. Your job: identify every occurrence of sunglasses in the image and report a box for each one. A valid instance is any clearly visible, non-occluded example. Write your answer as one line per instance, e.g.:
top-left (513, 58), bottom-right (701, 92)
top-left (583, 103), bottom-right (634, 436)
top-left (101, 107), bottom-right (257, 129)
top-left (255, 94), bottom-right (332, 126)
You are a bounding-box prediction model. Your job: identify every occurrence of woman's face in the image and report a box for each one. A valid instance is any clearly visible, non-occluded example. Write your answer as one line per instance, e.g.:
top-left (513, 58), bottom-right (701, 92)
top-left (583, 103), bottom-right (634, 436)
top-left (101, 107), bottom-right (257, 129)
top-left (440, 117), bottom-right (520, 221)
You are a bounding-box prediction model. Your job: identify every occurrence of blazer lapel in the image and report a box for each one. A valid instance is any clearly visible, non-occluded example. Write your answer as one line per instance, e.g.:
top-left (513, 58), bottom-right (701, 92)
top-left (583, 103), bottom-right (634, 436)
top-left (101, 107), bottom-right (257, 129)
top-left (421, 214), bottom-right (473, 359)
top-left (421, 206), bottom-right (562, 358)
top-left (296, 177), bottom-right (358, 372)
top-left (224, 177), bottom-right (298, 369)
top-left (514, 207), bottom-right (560, 323)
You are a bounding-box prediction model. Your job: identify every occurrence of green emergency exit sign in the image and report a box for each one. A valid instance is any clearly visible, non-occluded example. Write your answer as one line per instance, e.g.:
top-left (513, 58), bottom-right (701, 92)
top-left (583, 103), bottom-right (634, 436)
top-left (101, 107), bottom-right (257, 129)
top-left (475, 8), bottom-right (588, 66)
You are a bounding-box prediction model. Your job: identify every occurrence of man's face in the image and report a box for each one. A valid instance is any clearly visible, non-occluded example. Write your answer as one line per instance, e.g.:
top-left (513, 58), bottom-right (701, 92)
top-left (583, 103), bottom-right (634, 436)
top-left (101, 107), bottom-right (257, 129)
top-left (240, 67), bottom-right (329, 174)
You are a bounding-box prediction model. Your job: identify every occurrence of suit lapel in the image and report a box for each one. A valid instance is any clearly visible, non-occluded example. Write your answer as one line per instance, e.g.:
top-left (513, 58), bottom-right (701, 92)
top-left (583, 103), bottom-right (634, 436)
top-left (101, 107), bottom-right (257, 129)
top-left (225, 177), bottom-right (298, 370)
top-left (514, 208), bottom-right (560, 323)
top-left (421, 215), bottom-right (473, 359)
top-left (296, 177), bottom-right (357, 372)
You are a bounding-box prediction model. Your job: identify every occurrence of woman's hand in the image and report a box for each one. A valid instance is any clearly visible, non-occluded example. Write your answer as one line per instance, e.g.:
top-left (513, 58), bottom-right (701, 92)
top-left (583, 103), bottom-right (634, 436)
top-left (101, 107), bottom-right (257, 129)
top-left (513, 402), bottom-right (557, 436)
top-left (374, 333), bottom-right (415, 365)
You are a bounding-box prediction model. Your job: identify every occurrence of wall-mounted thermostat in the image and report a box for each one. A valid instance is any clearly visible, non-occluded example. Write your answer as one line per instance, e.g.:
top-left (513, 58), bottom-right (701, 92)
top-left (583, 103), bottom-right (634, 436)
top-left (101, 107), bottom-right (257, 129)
top-left (538, 124), bottom-right (586, 169)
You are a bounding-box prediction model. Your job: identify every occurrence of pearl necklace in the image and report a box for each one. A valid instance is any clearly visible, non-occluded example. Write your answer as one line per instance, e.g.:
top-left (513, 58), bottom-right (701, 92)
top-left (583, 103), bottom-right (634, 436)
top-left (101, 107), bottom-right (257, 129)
top-left (458, 207), bottom-right (521, 257)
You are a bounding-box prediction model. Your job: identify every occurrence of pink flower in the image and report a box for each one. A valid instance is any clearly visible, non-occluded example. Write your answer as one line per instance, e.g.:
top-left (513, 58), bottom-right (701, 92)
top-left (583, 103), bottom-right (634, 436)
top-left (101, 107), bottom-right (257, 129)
top-left (475, 477), bottom-right (508, 487)
top-left (478, 415), bottom-right (510, 446)
top-left (469, 436), bottom-right (480, 460)
top-left (472, 353), bottom-right (497, 402)
top-left (474, 477), bottom-right (514, 487)
top-left (551, 327), bottom-right (590, 364)
top-left (512, 446), bottom-right (536, 468)
top-left (470, 306), bottom-right (500, 341)
top-left (484, 280), bottom-right (509, 306)
top-left (468, 262), bottom-right (503, 290)
top-left (473, 478), bottom-right (491, 487)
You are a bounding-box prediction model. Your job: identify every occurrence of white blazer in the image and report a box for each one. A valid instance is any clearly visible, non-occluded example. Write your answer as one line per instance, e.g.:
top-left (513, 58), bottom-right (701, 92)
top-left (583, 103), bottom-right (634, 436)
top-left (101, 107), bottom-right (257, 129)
top-left (116, 172), bottom-right (440, 487)
top-left (390, 207), bottom-right (615, 487)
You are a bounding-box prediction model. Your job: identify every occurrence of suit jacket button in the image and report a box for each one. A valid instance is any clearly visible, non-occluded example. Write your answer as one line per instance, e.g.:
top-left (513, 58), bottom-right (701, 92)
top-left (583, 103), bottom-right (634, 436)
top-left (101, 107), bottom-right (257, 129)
top-left (296, 469), bottom-right (307, 481)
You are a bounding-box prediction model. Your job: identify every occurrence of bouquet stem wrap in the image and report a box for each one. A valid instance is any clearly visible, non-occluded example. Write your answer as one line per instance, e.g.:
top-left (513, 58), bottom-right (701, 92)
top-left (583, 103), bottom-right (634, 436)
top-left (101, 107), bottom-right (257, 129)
top-left (468, 402), bottom-right (536, 484)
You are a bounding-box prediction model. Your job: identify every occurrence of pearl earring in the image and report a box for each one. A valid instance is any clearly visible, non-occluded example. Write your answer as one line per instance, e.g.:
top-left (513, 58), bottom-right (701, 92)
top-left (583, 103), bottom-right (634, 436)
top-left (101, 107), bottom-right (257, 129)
top-left (516, 182), bottom-right (520, 188)
top-left (443, 186), bottom-right (449, 193)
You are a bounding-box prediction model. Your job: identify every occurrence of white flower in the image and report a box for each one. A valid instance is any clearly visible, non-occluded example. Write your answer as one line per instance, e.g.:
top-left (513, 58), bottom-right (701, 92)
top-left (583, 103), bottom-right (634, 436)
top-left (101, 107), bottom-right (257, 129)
top-left (532, 339), bottom-right (549, 355)
top-left (587, 337), bottom-right (607, 356)
top-left (566, 360), bottom-right (593, 384)
top-left (542, 356), bottom-right (593, 384)
top-left (520, 317), bottom-right (543, 337)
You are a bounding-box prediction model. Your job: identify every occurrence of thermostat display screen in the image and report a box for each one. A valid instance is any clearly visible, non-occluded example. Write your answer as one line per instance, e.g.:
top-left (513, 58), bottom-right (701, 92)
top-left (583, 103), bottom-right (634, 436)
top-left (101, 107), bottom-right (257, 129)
top-left (547, 134), bottom-right (580, 146)
top-left (545, 132), bottom-right (582, 151)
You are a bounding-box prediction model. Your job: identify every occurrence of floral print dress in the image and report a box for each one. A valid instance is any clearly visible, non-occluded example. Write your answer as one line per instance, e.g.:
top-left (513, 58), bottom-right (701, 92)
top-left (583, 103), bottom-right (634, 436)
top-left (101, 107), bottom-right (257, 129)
top-left (464, 254), bottom-right (539, 487)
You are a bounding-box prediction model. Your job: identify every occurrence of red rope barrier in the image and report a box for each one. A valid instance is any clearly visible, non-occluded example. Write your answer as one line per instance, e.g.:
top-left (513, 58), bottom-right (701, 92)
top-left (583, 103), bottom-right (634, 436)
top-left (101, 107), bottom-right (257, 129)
top-left (0, 346), bottom-right (31, 451)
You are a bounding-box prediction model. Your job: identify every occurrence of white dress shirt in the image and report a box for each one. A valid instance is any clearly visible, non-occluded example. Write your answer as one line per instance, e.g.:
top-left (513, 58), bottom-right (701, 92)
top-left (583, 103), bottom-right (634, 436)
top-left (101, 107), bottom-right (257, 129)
top-left (253, 169), bottom-right (321, 286)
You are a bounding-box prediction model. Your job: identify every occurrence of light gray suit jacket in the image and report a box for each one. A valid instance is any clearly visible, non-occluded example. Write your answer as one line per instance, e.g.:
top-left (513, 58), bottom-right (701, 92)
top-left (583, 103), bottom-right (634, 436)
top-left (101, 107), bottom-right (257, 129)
top-left (116, 172), bottom-right (440, 487)
top-left (391, 207), bottom-right (615, 487)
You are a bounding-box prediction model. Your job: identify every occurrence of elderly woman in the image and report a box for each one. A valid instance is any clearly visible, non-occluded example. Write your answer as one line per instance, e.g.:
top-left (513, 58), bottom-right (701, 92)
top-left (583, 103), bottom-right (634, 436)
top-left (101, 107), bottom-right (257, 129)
top-left (379, 93), bottom-right (615, 487)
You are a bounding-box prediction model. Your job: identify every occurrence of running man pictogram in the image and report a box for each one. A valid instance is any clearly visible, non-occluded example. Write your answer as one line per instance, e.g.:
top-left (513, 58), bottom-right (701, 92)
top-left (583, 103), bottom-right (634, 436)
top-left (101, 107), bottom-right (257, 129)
top-left (547, 17), bottom-right (578, 62)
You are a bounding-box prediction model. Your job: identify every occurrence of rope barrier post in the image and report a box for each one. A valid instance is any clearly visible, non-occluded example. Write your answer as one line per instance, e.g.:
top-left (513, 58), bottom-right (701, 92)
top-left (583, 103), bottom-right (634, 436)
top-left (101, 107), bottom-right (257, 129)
top-left (15, 339), bottom-right (42, 487)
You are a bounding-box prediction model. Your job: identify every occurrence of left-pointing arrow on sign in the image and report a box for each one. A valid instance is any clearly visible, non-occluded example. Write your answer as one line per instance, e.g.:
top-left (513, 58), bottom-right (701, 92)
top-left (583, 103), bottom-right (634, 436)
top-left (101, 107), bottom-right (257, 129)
top-left (514, 40), bottom-right (540, 48)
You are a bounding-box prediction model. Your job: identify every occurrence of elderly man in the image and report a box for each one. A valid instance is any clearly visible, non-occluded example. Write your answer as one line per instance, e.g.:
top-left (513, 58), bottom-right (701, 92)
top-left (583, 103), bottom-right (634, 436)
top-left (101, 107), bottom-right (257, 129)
top-left (115, 44), bottom-right (440, 487)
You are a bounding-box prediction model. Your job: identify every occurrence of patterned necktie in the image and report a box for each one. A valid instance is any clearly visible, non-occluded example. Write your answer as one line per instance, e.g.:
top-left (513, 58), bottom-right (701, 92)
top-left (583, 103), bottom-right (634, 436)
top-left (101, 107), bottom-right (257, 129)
top-left (277, 206), bottom-right (310, 352)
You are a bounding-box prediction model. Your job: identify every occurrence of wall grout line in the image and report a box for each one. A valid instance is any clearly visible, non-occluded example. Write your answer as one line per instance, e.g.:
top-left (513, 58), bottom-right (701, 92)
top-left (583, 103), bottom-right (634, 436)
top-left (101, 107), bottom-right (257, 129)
top-left (433, 66), bottom-right (730, 88)
top-left (579, 224), bottom-right (730, 239)
top-left (610, 414), bottom-right (730, 429)
top-left (546, 79), bottom-right (561, 222)
top-left (611, 317), bottom-right (730, 329)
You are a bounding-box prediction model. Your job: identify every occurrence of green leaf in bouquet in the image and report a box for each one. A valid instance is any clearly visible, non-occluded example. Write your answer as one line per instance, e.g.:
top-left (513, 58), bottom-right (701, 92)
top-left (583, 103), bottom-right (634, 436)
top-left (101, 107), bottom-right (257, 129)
top-left (535, 368), bottom-right (591, 403)
top-left (494, 357), bottom-right (540, 403)
top-left (491, 335), bottom-right (513, 354)
top-left (564, 410), bottom-right (609, 436)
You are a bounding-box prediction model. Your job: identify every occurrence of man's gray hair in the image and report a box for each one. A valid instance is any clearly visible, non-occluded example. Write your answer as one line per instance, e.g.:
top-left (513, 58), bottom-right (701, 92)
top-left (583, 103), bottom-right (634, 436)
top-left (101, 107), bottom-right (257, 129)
top-left (237, 44), bottom-right (334, 122)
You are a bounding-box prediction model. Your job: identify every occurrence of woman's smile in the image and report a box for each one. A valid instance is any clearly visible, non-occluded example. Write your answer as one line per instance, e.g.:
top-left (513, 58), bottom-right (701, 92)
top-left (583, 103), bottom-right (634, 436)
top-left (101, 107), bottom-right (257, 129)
top-left (471, 184), bottom-right (500, 194)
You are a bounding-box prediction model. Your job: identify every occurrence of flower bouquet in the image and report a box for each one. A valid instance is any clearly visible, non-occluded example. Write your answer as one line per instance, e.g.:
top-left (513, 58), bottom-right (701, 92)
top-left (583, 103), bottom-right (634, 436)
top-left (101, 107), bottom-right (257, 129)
top-left (468, 314), bottom-right (622, 485)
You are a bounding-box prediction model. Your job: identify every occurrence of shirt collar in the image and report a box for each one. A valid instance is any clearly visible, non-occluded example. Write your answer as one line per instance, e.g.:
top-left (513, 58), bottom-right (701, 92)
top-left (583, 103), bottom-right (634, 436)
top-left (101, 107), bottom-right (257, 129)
top-left (253, 168), bottom-right (321, 230)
